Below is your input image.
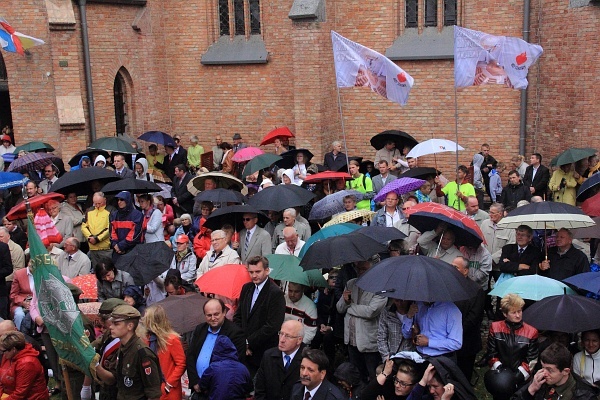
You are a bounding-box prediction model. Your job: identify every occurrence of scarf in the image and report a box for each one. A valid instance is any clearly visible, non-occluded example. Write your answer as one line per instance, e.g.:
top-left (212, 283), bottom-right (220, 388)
top-left (176, 248), bottom-right (189, 263)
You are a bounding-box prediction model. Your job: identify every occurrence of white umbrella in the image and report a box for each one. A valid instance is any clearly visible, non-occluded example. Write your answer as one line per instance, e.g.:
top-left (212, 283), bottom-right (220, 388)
top-left (406, 139), bottom-right (465, 159)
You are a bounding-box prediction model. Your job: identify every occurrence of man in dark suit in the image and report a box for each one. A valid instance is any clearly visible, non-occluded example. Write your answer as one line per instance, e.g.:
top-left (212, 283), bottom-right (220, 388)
top-left (235, 213), bottom-right (272, 264)
top-left (232, 133), bottom-right (247, 154)
top-left (155, 144), bottom-right (186, 181)
top-left (290, 348), bottom-right (345, 400)
top-left (187, 298), bottom-right (246, 396)
top-left (498, 224), bottom-right (543, 277)
top-left (112, 154), bottom-right (135, 179)
top-left (171, 164), bottom-right (194, 215)
top-left (254, 320), bottom-right (306, 400)
top-left (233, 256), bottom-right (285, 375)
top-left (522, 153), bottom-right (550, 199)
top-left (0, 240), bottom-right (12, 320)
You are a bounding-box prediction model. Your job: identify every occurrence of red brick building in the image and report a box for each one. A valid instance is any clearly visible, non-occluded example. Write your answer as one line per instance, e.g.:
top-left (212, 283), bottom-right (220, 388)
top-left (1, 0), bottom-right (598, 174)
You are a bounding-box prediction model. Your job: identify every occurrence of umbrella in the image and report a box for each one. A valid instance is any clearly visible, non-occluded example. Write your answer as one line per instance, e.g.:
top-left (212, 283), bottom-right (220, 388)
top-left (406, 139), bottom-right (464, 159)
top-left (298, 223), bottom-right (362, 258)
top-left (147, 169), bottom-right (172, 184)
top-left (407, 202), bottom-right (485, 247)
top-left (551, 147), bottom-right (597, 167)
top-left (195, 264), bottom-right (250, 299)
top-left (322, 209), bottom-right (376, 228)
top-left (232, 147), bottom-right (264, 163)
top-left (577, 172), bottom-right (600, 202)
top-left (523, 294), bottom-right (600, 333)
top-left (303, 171), bottom-right (352, 184)
top-left (275, 149), bottom-right (314, 169)
top-left (5, 192), bottom-right (65, 220)
top-left (0, 172), bottom-right (28, 190)
top-left (354, 226), bottom-right (407, 243)
top-left (399, 167), bottom-right (440, 180)
top-left (259, 126), bottom-right (295, 146)
top-left (497, 201), bottom-right (596, 230)
top-left (7, 152), bottom-right (61, 173)
top-left (115, 242), bottom-right (173, 286)
top-left (89, 137), bottom-right (137, 154)
top-left (155, 293), bottom-right (209, 334)
top-left (582, 193), bottom-right (600, 217)
top-left (203, 204), bottom-right (269, 231)
top-left (50, 167), bottom-right (120, 196)
top-left (309, 190), bottom-right (365, 220)
top-left (187, 172), bottom-right (245, 196)
top-left (155, 182), bottom-right (173, 199)
top-left (138, 131), bottom-right (176, 147)
top-left (13, 141), bottom-right (54, 154)
top-left (489, 275), bottom-right (575, 301)
top-left (241, 154), bottom-right (283, 179)
top-left (300, 231), bottom-right (387, 271)
top-left (101, 178), bottom-right (162, 195)
top-left (194, 188), bottom-right (245, 204)
top-left (373, 177), bottom-right (426, 202)
top-left (265, 255), bottom-right (327, 287)
top-left (356, 255), bottom-right (479, 302)
top-left (563, 272), bottom-right (600, 296)
top-left (68, 148), bottom-right (110, 167)
top-left (571, 217), bottom-right (600, 239)
top-left (247, 185), bottom-right (315, 211)
top-left (370, 130), bottom-right (418, 151)
top-left (78, 302), bottom-right (102, 325)
top-left (71, 274), bottom-right (98, 301)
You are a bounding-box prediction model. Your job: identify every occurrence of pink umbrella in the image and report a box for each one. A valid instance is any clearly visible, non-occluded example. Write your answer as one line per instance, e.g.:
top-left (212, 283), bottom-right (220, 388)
top-left (232, 147), bottom-right (264, 162)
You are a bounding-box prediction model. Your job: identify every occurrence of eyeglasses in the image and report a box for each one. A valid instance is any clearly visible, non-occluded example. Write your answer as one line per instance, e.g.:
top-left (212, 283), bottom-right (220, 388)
top-left (401, 207), bottom-right (410, 211)
top-left (242, 217), bottom-right (255, 221)
top-left (211, 237), bottom-right (225, 243)
top-left (278, 331), bottom-right (300, 340)
top-left (117, 198), bottom-right (126, 202)
top-left (393, 378), bottom-right (415, 387)
top-left (44, 170), bottom-right (53, 173)
top-left (176, 242), bottom-right (187, 245)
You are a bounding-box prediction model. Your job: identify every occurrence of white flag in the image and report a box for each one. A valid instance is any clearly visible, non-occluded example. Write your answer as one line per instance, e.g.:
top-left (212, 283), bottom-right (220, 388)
top-left (331, 31), bottom-right (414, 106)
top-left (454, 26), bottom-right (543, 90)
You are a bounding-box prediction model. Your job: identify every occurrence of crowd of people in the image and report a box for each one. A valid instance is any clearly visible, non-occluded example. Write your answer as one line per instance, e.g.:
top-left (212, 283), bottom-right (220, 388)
top-left (0, 131), bottom-right (597, 400)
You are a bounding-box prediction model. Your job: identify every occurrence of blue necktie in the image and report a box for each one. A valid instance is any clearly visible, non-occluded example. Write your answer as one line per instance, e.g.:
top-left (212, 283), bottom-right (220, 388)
top-left (284, 355), bottom-right (291, 370)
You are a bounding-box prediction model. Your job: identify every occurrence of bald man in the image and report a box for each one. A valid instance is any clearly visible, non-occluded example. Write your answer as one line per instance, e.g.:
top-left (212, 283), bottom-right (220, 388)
top-left (274, 227), bottom-right (305, 256)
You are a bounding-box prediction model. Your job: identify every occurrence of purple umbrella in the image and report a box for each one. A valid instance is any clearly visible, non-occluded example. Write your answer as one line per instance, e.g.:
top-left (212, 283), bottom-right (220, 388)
top-left (374, 177), bottom-right (426, 202)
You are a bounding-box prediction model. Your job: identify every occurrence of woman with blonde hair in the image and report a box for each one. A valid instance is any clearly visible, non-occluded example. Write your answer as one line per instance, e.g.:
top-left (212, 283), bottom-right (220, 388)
top-left (141, 305), bottom-right (186, 399)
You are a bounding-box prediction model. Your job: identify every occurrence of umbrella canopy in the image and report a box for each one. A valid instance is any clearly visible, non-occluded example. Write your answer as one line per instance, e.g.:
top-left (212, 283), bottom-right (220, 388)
top-left (298, 223), bottom-right (362, 258)
top-left (5, 192), bottom-right (65, 220)
top-left (247, 184), bottom-right (315, 211)
top-left (194, 188), bottom-right (245, 205)
top-left (309, 190), bottom-right (365, 220)
top-left (203, 204), bottom-right (269, 231)
top-left (523, 294), bottom-right (600, 333)
top-left (576, 172), bottom-right (600, 202)
top-left (101, 178), bottom-right (162, 195)
top-left (551, 147), bottom-right (597, 167)
top-left (241, 154), bottom-right (283, 179)
top-left (354, 226), bottom-right (406, 243)
top-left (195, 264), bottom-right (251, 299)
top-left (259, 126), bottom-right (295, 146)
top-left (406, 139), bottom-right (464, 159)
top-left (322, 209), bottom-right (376, 228)
top-left (7, 152), bottom-right (61, 173)
top-left (0, 172), bottom-right (28, 190)
top-left (68, 148), bottom-right (110, 167)
top-left (71, 274), bottom-right (98, 301)
top-left (489, 275), bottom-right (575, 301)
top-left (356, 256), bottom-right (479, 302)
top-left (407, 202), bottom-right (485, 247)
top-left (497, 201), bottom-right (596, 230)
top-left (370, 130), bottom-right (418, 151)
top-left (399, 167), bottom-right (440, 180)
top-left (138, 131), bottom-right (176, 147)
top-left (155, 293), bottom-right (209, 334)
top-left (232, 147), bottom-right (264, 163)
top-left (89, 136), bottom-right (137, 154)
top-left (300, 231), bottom-right (387, 271)
top-left (563, 272), bottom-right (600, 296)
top-left (147, 168), bottom-right (172, 184)
top-left (303, 171), bottom-right (352, 184)
top-left (275, 149), bottom-right (314, 169)
top-left (265, 255), bottom-right (327, 287)
top-left (582, 192), bottom-right (600, 217)
top-left (373, 177), bottom-right (426, 202)
top-left (50, 167), bottom-right (120, 196)
top-left (571, 217), bottom-right (600, 239)
top-left (115, 242), bottom-right (173, 285)
top-left (187, 172), bottom-right (245, 196)
top-left (13, 141), bottom-right (54, 154)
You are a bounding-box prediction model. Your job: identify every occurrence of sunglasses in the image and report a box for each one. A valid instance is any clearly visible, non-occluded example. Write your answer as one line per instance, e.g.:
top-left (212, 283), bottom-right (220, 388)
top-left (242, 217), bottom-right (255, 221)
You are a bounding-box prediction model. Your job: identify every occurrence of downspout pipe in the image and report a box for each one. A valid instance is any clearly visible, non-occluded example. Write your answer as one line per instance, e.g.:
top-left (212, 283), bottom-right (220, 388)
top-left (77, 0), bottom-right (97, 142)
top-left (519, 0), bottom-right (531, 155)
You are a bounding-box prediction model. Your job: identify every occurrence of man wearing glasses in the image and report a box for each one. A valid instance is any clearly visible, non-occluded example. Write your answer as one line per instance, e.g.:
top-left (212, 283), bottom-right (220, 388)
top-left (39, 164), bottom-right (59, 193)
top-left (235, 213), bottom-right (272, 264)
top-left (197, 230), bottom-right (241, 277)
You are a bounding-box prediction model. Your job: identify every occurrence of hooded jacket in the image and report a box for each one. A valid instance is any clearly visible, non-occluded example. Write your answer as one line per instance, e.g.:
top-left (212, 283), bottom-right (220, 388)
top-left (134, 157), bottom-right (154, 181)
top-left (109, 191), bottom-right (143, 254)
top-left (0, 342), bottom-right (49, 400)
top-left (94, 154), bottom-right (107, 167)
top-left (472, 153), bottom-right (484, 190)
top-left (70, 155), bottom-right (90, 171)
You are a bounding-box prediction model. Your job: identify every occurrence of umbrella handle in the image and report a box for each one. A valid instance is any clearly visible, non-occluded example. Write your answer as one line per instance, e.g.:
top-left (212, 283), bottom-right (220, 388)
top-left (435, 231), bottom-right (444, 258)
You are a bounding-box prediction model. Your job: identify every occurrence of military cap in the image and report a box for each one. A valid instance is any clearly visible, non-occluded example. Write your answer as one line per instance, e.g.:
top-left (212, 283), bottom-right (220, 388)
top-left (109, 305), bottom-right (141, 322)
top-left (99, 298), bottom-right (128, 315)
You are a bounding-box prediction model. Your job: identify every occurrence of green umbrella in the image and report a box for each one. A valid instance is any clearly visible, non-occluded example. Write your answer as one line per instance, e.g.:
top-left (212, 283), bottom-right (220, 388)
top-left (266, 254), bottom-right (327, 287)
top-left (89, 137), bottom-right (137, 154)
top-left (489, 274), bottom-right (575, 301)
top-left (241, 153), bottom-right (282, 179)
top-left (551, 147), bottom-right (597, 167)
top-left (13, 141), bottom-right (55, 154)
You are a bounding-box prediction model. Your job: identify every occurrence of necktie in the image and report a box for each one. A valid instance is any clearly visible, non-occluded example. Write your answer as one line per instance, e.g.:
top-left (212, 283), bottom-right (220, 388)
top-left (68, 255), bottom-right (73, 262)
top-left (117, 170), bottom-right (122, 176)
top-left (244, 231), bottom-right (251, 254)
top-left (284, 355), bottom-right (291, 370)
top-left (304, 392), bottom-right (311, 400)
top-left (47, 180), bottom-right (52, 190)
top-left (518, 248), bottom-right (524, 256)
top-left (251, 285), bottom-right (259, 310)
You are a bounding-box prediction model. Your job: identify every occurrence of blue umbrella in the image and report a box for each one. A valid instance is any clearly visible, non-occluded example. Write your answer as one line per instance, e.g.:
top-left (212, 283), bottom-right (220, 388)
top-left (0, 172), bottom-right (28, 190)
top-left (298, 223), bottom-right (361, 258)
top-left (138, 131), bottom-right (176, 147)
top-left (563, 272), bottom-right (600, 296)
top-left (489, 275), bottom-right (575, 301)
top-left (308, 190), bottom-right (364, 220)
top-left (576, 172), bottom-right (600, 202)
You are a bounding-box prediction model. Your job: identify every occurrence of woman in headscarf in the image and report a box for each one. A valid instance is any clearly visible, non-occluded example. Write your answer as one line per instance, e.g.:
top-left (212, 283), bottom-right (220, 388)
top-left (134, 158), bottom-right (154, 182)
top-left (280, 169), bottom-right (295, 185)
top-left (94, 154), bottom-right (107, 168)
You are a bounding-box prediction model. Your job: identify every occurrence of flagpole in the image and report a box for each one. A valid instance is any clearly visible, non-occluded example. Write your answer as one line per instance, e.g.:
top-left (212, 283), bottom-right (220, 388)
top-left (335, 72), bottom-right (350, 170)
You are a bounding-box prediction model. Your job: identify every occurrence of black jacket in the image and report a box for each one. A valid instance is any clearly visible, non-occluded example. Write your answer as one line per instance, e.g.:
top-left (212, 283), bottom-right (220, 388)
top-left (522, 164), bottom-right (550, 198)
top-left (290, 380), bottom-right (346, 400)
top-left (171, 172), bottom-right (194, 214)
top-left (0, 242), bottom-right (13, 297)
top-left (500, 182), bottom-right (532, 209)
top-left (254, 344), bottom-right (305, 400)
top-left (511, 374), bottom-right (599, 400)
top-left (455, 280), bottom-right (485, 356)
top-left (539, 245), bottom-right (590, 281)
top-left (498, 243), bottom-right (543, 276)
top-left (486, 320), bottom-right (539, 374)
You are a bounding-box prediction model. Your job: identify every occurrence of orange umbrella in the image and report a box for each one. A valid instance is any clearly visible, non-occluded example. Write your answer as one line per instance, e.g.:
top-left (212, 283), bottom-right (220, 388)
top-left (5, 192), bottom-right (64, 221)
top-left (259, 127), bottom-right (295, 146)
top-left (71, 274), bottom-right (98, 301)
top-left (195, 264), bottom-right (250, 299)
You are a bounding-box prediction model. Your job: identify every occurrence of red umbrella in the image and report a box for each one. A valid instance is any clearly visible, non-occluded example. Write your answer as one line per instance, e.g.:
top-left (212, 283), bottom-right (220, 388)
top-left (5, 192), bottom-right (65, 221)
top-left (582, 193), bottom-right (600, 217)
top-left (231, 147), bottom-right (264, 163)
top-left (71, 274), bottom-right (98, 301)
top-left (303, 171), bottom-right (352, 184)
top-left (195, 264), bottom-right (250, 299)
top-left (259, 127), bottom-right (295, 146)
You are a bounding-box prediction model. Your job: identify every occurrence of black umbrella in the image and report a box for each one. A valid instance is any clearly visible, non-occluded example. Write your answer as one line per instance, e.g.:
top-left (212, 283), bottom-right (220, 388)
top-left (101, 178), bottom-right (162, 194)
top-left (300, 232), bottom-right (387, 271)
top-left (203, 204), bottom-right (269, 231)
top-left (50, 167), bottom-right (119, 196)
top-left (523, 294), bottom-right (600, 333)
top-left (194, 188), bottom-right (245, 204)
top-left (356, 255), bottom-right (479, 302)
top-left (354, 226), bottom-right (407, 243)
top-left (275, 149), bottom-right (314, 169)
top-left (68, 148), bottom-right (110, 167)
top-left (115, 242), bottom-right (173, 286)
top-left (399, 167), bottom-right (440, 180)
top-left (370, 130), bottom-right (418, 150)
top-left (155, 293), bottom-right (209, 334)
top-left (247, 185), bottom-right (315, 211)
top-left (576, 172), bottom-right (600, 202)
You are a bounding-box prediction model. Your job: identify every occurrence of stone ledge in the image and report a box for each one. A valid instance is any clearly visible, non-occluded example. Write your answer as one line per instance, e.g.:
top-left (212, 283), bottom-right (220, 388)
top-left (386, 27), bottom-right (454, 61)
top-left (201, 35), bottom-right (268, 65)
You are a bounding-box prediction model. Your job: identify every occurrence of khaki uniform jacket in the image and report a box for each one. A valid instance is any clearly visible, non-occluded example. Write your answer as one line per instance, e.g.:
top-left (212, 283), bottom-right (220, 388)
top-left (116, 335), bottom-right (162, 400)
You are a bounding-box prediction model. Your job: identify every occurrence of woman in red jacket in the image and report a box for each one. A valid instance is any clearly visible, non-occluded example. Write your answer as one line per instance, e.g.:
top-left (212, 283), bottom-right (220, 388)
top-left (0, 331), bottom-right (49, 400)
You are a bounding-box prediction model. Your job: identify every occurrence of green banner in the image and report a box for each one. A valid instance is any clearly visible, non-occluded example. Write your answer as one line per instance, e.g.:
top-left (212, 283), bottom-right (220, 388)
top-left (27, 218), bottom-right (99, 377)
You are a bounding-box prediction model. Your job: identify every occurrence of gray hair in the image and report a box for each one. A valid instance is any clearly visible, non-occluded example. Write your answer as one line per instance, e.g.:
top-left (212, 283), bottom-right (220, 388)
top-left (283, 208), bottom-right (296, 217)
top-left (211, 230), bottom-right (226, 239)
